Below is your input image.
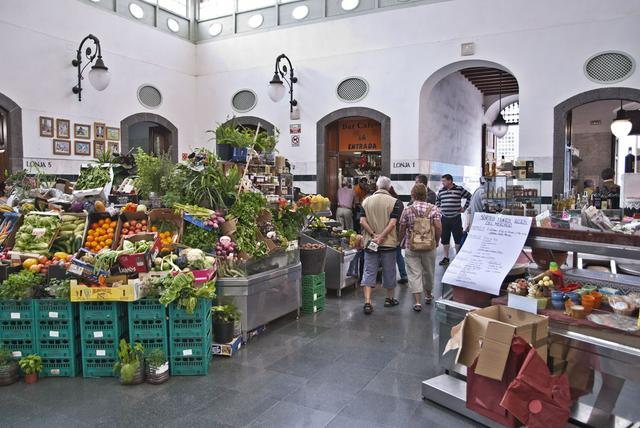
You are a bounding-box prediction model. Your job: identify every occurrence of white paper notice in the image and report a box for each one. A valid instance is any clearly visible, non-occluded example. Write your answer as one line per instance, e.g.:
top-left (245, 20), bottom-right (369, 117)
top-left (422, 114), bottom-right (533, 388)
top-left (442, 213), bottom-right (532, 295)
top-left (508, 293), bottom-right (538, 314)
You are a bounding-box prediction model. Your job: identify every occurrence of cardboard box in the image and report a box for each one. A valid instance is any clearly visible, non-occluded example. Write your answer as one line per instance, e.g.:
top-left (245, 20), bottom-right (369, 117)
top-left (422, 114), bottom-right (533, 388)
top-left (66, 248), bottom-right (108, 284)
top-left (70, 277), bottom-right (143, 302)
top-left (445, 305), bottom-right (548, 381)
top-left (114, 211), bottom-right (149, 242)
top-left (115, 233), bottom-right (161, 274)
top-left (83, 212), bottom-right (120, 251)
top-left (211, 336), bottom-right (242, 357)
top-left (149, 208), bottom-right (184, 244)
top-left (72, 165), bottom-right (114, 202)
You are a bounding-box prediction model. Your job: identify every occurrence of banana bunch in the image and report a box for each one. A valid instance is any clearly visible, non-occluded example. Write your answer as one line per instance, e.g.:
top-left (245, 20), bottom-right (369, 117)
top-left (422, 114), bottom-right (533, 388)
top-left (0, 204), bottom-right (14, 213)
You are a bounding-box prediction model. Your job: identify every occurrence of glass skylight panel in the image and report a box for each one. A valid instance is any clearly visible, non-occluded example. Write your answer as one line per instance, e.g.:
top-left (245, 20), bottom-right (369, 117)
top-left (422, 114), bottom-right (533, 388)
top-left (199, 0), bottom-right (234, 20)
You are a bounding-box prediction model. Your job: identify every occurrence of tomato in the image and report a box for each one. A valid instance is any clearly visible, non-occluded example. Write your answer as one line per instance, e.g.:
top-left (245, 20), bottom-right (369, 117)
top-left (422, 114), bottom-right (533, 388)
top-left (38, 255), bottom-right (48, 264)
top-left (65, 255), bottom-right (73, 262)
top-left (141, 220), bottom-right (147, 226)
top-left (130, 220), bottom-right (137, 227)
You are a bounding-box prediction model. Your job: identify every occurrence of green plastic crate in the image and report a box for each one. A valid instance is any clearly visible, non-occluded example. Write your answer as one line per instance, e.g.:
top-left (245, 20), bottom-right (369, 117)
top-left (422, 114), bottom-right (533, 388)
top-left (302, 273), bottom-right (325, 288)
top-left (35, 299), bottom-right (77, 321)
top-left (0, 299), bottom-right (34, 320)
top-left (170, 352), bottom-right (211, 376)
top-left (135, 337), bottom-right (168, 356)
top-left (301, 297), bottom-right (325, 314)
top-left (82, 357), bottom-right (116, 378)
top-left (169, 318), bottom-right (211, 338)
top-left (169, 299), bottom-right (212, 321)
top-left (80, 302), bottom-right (124, 321)
top-left (129, 318), bottom-right (166, 340)
top-left (80, 318), bottom-right (127, 341)
top-left (82, 338), bottom-right (117, 359)
top-left (41, 356), bottom-right (80, 377)
top-left (37, 337), bottom-right (79, 358)
top-left (37, 319), bottom-right (75, 340)
top-left (302, 293), bottom-right (326, 305)
top-left (170, 333), bottom-right (212, 358)
top-left (0, 319), bottom-right (34, 340)
top-left (302, 286), bottom-right (326, 300)
top-left (128, 299), bottom-right (166, 321)
top-left (0, 338), bottom-right (35, 359)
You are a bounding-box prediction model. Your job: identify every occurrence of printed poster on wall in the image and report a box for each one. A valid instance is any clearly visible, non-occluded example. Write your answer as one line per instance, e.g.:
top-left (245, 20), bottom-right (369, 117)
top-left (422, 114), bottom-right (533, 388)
top-left (442, 213), bottom-right (532, 295)
top-left (338, 118), bottom-right (381, 152)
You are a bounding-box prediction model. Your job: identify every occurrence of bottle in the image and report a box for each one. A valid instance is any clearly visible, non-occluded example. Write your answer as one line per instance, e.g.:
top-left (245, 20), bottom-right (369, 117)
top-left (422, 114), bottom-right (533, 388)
top-left (549, 261), bottom-right (564, 290)
top-left (592, 187), bottom-right (602, 209)
top-left (484, 162), bottom-right (491, 177)
top-left (575, 193), bottom-right (581, 210)
top-left (491, 160), bottom-right (497, 176)
top-left (601, 187), bottom-right (608, 210)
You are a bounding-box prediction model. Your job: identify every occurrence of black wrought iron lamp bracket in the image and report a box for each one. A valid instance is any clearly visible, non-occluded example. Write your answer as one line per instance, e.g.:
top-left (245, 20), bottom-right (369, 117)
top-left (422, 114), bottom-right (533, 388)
top-left (71, 34), bottom-right (103, 101)
top-left (273, 53), bottom-right (298, 112)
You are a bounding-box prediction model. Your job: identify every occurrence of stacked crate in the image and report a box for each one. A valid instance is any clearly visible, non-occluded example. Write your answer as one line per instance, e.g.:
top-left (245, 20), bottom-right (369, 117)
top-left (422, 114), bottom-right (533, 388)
top-left (127, 298), bottom-right (168, 357)
top-left (80, 302), bottom-right (127, 377)
top-left (35, 299), bottom-right (80, 377)
top-left (0, 300), bottom-right (36, 359)
top-left (301, 273), bottom-right (326, 314)
top-left (168, 299), bottom-right (212, 375)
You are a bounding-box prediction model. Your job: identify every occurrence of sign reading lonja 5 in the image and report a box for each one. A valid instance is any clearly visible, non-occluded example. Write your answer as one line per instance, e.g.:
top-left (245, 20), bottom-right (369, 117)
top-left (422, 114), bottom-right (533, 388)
top-left (338, 118), bottom-right (381, 152)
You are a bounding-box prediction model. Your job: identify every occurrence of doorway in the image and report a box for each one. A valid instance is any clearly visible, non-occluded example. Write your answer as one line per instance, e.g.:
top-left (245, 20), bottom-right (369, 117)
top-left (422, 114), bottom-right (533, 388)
top-left (120, 113), bottom-right (178, 162)
top-left (0, 92), bottom-right (23, 174)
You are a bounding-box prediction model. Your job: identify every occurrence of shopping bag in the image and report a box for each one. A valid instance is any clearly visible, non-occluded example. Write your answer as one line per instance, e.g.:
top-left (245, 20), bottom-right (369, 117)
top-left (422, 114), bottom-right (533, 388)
top-left (500, 348), bottom-right (571, 428)
top-left (466, 336), bottom-right (531, 428)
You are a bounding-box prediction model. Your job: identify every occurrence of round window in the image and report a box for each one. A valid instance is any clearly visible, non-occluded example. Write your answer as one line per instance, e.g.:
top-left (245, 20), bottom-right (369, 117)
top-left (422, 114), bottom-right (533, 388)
top-left (129, 3), bottom-right (144, 19)
top-left (292, 5), bottom-right (310, 20)
top-left (167, 18), bottom-right (180, 33)
top-left (341, 0), bottom-right (360, 11)
top-left (248, 14), bottom-right (264, 29)
top-left (208, 23), bottom-right (223, 36)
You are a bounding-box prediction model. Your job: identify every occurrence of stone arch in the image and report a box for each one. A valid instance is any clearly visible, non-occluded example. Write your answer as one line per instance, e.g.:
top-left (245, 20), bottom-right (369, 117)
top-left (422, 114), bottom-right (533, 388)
top-left (553, 87), bottom-right (640, 195)
top-left (221, 116), bottom-right (276, 135)
top-left (120, 113), bottom-right (179, 162)
top-left (0, 92), bottom-right (23, 172)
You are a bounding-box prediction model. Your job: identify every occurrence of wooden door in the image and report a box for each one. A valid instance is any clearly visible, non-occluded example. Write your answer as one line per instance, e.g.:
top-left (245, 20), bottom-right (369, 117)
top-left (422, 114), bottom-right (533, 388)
top-left (325, 121), bottom-right (339, 212)
top-left (0, 108), bottom-right (8, 177)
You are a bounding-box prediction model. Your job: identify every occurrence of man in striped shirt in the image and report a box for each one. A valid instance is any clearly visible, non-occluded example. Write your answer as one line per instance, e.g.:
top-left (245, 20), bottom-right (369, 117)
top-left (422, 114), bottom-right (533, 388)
top-left (436, 174), bottom-right (472, 266)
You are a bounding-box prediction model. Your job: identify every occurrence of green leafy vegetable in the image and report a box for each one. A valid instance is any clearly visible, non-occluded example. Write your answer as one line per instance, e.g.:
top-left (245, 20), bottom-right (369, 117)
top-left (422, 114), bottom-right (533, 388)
top-left (133, 148), bottom-right (174, 199)
top-left (45, 278), bottom-right (71, 300)
top-left (75, 166), bottom-right (110, 190)
top-left (228, 192), bottom-right (269, 259)
top-left (0, 270), bottom-right (42, 300)
top-left (158, 272), bottom-right (216, 314)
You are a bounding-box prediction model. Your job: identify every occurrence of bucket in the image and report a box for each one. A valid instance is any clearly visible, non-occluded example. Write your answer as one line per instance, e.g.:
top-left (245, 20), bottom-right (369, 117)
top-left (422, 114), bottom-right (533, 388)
top-left (300, 245), bottom-right (327, 275)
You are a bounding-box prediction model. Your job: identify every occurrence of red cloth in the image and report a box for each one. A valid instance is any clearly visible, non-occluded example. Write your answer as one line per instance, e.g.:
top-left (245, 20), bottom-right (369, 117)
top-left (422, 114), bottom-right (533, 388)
top-left (466, 337), bottom-right (531, 428)
top-left (500, 348), bottom-right (572, 428)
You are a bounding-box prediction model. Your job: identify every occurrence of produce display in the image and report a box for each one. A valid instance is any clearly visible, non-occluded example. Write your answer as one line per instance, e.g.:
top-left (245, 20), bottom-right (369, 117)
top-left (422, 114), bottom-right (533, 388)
top-left (12, 214), bottom-right (61, 255)
top-left (74, 166), bottom-right (111, 191)
top-left (120, 219), bottom-right (149, 238)
top-left (84, 217), bottom-right (116, 252)
top-left (51, 214), bottom-right (85, 255)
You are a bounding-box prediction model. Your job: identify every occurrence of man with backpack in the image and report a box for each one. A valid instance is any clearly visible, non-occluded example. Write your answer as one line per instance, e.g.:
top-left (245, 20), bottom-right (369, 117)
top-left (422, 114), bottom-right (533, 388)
top-left (399, 183), bottom-right (442, 311)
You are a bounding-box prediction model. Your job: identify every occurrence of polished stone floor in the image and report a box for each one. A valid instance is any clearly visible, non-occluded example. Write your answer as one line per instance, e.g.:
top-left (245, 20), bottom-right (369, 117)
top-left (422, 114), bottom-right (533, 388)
top-left (2, 257), bottom-right (639, 427)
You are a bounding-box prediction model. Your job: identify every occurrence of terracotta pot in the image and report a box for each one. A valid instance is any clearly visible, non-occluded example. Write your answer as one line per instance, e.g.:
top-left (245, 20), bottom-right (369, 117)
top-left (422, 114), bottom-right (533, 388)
top-left (0, 363), bottom-right (19, 386)
top-left (24, 373), bottom-right (38, 384)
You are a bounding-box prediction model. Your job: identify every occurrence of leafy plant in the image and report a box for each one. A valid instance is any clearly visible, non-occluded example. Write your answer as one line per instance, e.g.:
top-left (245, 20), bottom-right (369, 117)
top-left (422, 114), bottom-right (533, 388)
top-left (95, 149), bottom-right (116, 165)
top-left (158, 272), bottom-right (216, 314)
top-left (145, 349), bottom-right (167, 370)
top-left (212, 304), bottom-right (240, 324)
top-left (75, 166), bottom-right (111, 190)
top-left (113, 339), bottom-right (145, 383)
top-left (0, 270), bottom-right (42, 300)
top-left (45, 278), bottom-right (71, 300)
top-left (18, 354), bottom-right (42, 375)
top-left (228, 192), bottom-right (270, 259)
top-left (209, 120), bottom-right (279, 153)
top-left (181, 223), bottom-right (218, 253)
top-left (133, 148), bottom-right (174, 199)
top-left (0, 348), bottom-right (16, 366)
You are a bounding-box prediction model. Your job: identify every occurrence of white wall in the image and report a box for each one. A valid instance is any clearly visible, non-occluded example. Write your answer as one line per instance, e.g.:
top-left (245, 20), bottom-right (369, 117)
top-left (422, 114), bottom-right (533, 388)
top-left (0, 0), bottom-right (196, 175)
top-left (195, 0), bottom-right (640, 192)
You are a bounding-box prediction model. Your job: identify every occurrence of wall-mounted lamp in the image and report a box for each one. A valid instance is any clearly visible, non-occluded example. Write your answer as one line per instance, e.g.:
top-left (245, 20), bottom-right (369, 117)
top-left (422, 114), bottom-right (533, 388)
top-left (610, 100), bottom-right (632, 139)
top-left (268, 53), bottom-right (298, 116)
top-left (72, 34), bottom-right (110, 101)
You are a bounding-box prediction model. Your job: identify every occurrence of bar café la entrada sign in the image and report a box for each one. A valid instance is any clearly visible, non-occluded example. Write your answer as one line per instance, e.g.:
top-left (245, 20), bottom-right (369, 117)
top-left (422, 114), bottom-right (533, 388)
top-left (338, 118), bottom-right (381, 152)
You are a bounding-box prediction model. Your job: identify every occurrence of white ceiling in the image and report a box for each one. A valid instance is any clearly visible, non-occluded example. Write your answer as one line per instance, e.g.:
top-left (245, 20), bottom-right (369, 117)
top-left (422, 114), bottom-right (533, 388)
top-left (571, 100), bottom-right (640, 134)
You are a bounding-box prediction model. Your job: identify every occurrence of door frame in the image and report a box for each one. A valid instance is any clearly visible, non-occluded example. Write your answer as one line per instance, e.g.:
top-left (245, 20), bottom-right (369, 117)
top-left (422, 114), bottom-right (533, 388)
top-left (121, 113), bottom-right (179, 162)
top-left (316, 107), bottom-right (391, 195)
top-left (0, 92), bottom-right (23, 173)
top-left (221, 116), bottom-right (275, 135)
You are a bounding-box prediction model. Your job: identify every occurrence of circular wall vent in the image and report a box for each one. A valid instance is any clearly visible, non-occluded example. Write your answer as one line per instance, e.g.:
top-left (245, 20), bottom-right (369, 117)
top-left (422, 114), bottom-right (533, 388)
top-left (137, 85), bottom-right (162, 109)
top-left (232, 89), bottom-right (257, 112)
top-left (584, 51), bottom-right (635, 84)
top-left (336, 77), bottom-right (369, 102)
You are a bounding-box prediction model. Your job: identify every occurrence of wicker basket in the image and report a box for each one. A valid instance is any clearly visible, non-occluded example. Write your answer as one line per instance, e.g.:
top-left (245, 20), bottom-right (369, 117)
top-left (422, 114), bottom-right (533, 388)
top-left (0, 362), bottom-right (19, 386)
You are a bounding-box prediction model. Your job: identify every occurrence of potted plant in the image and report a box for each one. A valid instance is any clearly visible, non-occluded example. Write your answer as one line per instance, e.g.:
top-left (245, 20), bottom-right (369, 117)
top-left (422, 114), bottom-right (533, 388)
top-left (113, 339), bottom-right (145, 385)
top-left (0, 348), bottom-right (19, 386)
top-left (212, 304), bottom-right (240, 344)
top-left (18, 354), bottom-right (42, 384)
top-left (145, 349), bottom-right (169, 385)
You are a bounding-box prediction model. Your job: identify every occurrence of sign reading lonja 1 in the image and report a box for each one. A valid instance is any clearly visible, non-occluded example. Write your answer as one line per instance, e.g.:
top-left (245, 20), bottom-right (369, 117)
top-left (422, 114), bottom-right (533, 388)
top-left (338, 118), bottom-right (381, 152)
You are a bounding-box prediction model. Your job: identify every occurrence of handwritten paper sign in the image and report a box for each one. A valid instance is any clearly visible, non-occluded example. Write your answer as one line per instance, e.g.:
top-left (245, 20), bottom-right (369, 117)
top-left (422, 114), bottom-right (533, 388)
top-left (442, 213), bottom-right (532, 295)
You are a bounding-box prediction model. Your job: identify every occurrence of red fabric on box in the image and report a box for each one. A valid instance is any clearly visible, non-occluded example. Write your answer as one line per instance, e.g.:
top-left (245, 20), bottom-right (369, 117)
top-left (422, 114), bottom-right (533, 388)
top-left (500, 348), bottom-right (571, 428)
top-left (466, 337), bottom-right (531, 428)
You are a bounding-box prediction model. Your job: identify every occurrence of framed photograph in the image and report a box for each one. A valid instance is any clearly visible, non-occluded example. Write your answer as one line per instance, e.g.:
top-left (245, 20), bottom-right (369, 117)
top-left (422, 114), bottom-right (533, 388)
top-left (56, 119), bottom-right (70, 139)
top-left (107, 141), bottom-right (120, 154)
top-left (74, 141), bottom-right (91, 156)
top-left (94, 122), bottom-right (106, 140)
top-left (53, 139), bottom-right (71, 155)
top-left (39, 116), bottom-right (54, 137)
top-left (106, 127), bottom-right (120, 141)
top-left (93, 140), bottom-right (106, 158)
top-left (74, 123), bottom-right (91, 139)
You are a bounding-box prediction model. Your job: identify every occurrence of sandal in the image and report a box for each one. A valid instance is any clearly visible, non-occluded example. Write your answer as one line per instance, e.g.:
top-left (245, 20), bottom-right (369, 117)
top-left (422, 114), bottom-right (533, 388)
top-left (384, 298), bottom-right (399, 307)
top-left (363, 303), bottom-right (373, 315)
top-left (413, 304), bottom-right (422, 312)
top-left (425, 294), bottom-right (433, 304)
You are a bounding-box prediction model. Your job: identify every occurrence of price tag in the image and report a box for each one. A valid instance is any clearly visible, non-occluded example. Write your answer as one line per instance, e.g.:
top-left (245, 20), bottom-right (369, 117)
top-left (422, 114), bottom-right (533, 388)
top-left (96, 350), bottom-right (106, 356)
top-left (48, 311), bottom-right (59, 319)
top-left (32, 227), bottom-right (47, 237)
top-left (182, 349), bottom-right (193, 356)
top-left (313, 293), bottom-right (318, 300)
top-left (12, 351), bottom-right (22, 358)
top-left (10, 312), bottom-right (20, 319)
top-left (67, 264), bottom-right (83, 275)
top-left (49, 331), bottom-right (59, 338)
top-left (93, 331), bottom-right (103, 338)
top-left (123, 183), bottom-right (134, 193)
top-left (51, 369), bottom-right (60, 375)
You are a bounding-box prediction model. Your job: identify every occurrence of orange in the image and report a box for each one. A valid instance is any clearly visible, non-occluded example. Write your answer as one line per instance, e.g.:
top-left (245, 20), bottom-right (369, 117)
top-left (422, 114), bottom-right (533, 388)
top-left (87, 230), bottom-right (94, 236)
top-left (98, 219), bottom-right (105, 226)
top-left (91, 224), bottom-right (99, 230)
top-left (86, 236), bottom-right (94, 243)
top-left (107, 228), bottom-right (114, 234)
top-left (151, 226), bottom-right (158, 232)
top-left (105, 239), bottom-right (112, 246)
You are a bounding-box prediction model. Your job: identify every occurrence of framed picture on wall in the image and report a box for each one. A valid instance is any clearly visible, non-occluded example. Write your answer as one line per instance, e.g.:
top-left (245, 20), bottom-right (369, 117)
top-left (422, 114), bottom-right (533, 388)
top-left (39, 116), bottom-right (54, 137)
top-left (106, 127), bottom-right (120, 141)
top-left (56, 119), bottom-right (70, 139)
top-left (93, 140), bottom-right (105, 158)
top-left (74, 123), bottom-right (91, 139)
top-left (107, 141), bottom-right (119, 154)
top-left (53, 139), bottom-right (71, 155)
top-left (74, 141), bottom-right (91, 156)
top-left (94, 122), bottom-right (106, 140)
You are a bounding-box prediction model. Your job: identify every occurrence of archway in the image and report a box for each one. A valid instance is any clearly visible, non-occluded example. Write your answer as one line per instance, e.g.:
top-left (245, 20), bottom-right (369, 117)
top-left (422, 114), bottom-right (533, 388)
top-left (221, 116), bottom-right (275, 135)
top-left (553, 87), bottom-right (640, 195)
top-left (120, 113), bottom-right (178, 162)
top-left (316, 107), bottom-right (391, 201)
top-left (0, 92), bottom-right (23, 173)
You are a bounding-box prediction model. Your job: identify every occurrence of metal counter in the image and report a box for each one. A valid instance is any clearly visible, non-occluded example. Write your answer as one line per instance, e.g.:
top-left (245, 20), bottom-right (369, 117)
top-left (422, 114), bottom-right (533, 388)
top-left (301, 233), bottom-right (358, 296)
top-left (216, 262), bottom-right (301, 341)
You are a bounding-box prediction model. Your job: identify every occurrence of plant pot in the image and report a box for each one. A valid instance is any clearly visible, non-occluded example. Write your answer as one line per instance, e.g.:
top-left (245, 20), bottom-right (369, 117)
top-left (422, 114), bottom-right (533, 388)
top-left (119, 364), bottom-right (144, 385)
top-left (0, 362), bottom-right (19, 386)
top-left (213, 320), bottom-right (235, 344)
top-left (145, 362), bottom-right (170, 385)
top-left (24, 373), bottom-right (38, 384)
top-left (300, 246), bottom-right (327, 275)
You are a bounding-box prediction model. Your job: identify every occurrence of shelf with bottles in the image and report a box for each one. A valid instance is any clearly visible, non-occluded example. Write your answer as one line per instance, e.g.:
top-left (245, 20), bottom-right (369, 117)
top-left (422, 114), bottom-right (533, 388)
top-left (482, 175), bottom-right (542, 214)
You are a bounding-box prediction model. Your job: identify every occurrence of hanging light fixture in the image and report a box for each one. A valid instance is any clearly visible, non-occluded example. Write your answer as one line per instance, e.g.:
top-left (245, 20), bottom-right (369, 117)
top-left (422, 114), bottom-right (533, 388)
top-left (267, 53), bottom-right (298, 112)
top-left (71, 34), bottom-right (110, 101)
top-left (610, 100), bottom-right (632, 139)
top-left (491, 71), bottom-right (509, 138)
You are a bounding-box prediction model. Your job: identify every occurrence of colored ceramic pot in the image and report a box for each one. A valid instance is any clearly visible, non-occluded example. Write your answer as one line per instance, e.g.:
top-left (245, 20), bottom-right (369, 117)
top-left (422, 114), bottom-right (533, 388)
top-left (551, 300), bottom-right (565, 310)
top-left (591, 291), bottom-right (603, 309)
top-left (566, 292), bottom-right (580, 304)
top-left (551, 291), bottom-right (564, 301)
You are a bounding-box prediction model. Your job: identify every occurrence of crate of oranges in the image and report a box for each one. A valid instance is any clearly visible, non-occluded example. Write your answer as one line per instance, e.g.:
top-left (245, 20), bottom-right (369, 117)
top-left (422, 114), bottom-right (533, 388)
top-left (84, 214), bottom-right (117, 252)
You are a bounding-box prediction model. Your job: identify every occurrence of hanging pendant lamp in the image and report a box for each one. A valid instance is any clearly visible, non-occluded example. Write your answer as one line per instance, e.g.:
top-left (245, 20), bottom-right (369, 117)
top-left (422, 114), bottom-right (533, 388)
top-left (610, 100), bottom-right (632, 139)
top-left (491, 71), bottom-right (509, 138)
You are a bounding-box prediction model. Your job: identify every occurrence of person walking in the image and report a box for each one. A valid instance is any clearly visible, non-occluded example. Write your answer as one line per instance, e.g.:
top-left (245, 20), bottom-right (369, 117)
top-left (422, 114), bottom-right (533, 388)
top-left (336, 179), bottom-right (356, 230)
top-left (399, 183), bottom-right (441, 310)
top-left (388, 186), bottom-right (408, 285)
top-left (436, 174), bottom-right (471, 266)
top-left (465, 177), bottom-right (486, 233)
top-left (415, 174), bottom-right (437, 204)
top-left (359, 176), bottom-right (403, 314)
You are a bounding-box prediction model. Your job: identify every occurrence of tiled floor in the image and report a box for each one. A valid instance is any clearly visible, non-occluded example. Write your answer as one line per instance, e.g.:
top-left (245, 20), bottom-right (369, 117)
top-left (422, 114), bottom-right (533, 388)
top-left (2, 257), bottom-right (639, 427)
